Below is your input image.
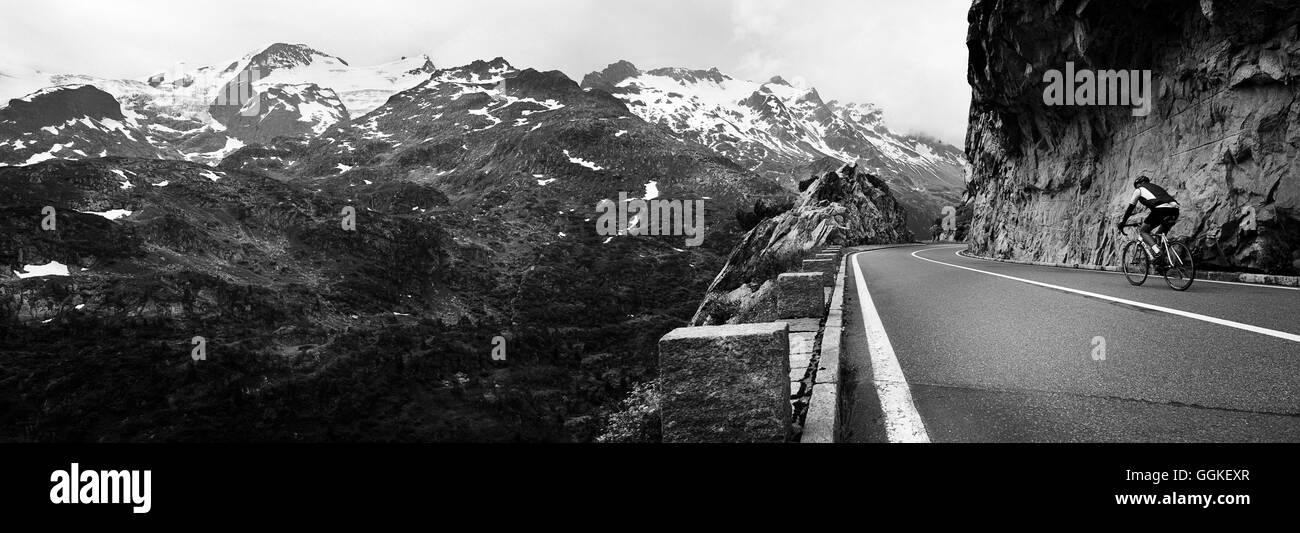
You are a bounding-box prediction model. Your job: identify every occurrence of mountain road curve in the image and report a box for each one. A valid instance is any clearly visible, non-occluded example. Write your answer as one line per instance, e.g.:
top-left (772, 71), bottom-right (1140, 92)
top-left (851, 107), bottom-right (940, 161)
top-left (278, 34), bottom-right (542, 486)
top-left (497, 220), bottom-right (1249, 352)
top-left (841, 245), bottom-right (1300, 443)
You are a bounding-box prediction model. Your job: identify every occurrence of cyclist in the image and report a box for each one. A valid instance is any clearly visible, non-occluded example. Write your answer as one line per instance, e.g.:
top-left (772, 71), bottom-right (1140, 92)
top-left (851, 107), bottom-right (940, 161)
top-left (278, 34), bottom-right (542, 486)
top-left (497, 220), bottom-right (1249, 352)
top-left (1118, 175), bottom-right (1180, 265)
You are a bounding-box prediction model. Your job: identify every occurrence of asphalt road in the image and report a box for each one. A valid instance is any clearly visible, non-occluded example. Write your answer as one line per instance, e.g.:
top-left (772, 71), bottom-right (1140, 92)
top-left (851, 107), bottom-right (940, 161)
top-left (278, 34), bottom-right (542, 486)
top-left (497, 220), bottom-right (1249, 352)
top-left (842, 245), bottom-right (1300, 443)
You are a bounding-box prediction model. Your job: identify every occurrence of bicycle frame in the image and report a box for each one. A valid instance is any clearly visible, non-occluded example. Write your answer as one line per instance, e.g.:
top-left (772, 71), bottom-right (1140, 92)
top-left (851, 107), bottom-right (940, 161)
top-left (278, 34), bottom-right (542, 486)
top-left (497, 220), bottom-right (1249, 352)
top-left (1123, 226), bottom-right (1185, 269)
top-left (1120, 223), bottom-right (1196, 291)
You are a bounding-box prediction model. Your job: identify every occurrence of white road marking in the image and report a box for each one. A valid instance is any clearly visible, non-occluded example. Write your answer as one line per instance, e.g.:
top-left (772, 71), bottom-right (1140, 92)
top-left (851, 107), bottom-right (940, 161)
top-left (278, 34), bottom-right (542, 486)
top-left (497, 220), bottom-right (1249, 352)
top-left (850, 251), bottom-right (931, 443)
top-left (956, 248), bottom-right (1300, 291)
top-left (911, 248), bottom-right (1300, 344)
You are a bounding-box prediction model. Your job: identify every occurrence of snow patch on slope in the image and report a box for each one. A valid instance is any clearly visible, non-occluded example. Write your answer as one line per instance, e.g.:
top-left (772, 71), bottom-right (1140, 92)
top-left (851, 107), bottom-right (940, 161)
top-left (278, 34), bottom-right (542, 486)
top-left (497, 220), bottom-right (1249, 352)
top-left (13, 261), bottom-right (70, 278)
top-left (80, 209), bottom-right (133, 220)
top-left (563, 149), bottom-right (605, 171)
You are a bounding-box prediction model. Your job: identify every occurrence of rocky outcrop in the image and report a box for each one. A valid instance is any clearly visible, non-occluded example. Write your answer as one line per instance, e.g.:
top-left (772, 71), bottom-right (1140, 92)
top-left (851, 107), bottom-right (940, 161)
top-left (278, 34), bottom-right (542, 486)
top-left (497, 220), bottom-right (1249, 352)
top-left (209, 83), bottom-right (350, 144)
top-left (579, 60), bottom-right (640, 93)
top-left (966, 0), bottom-right (1300, 274)
top-left (692, 162), bottom-right (911, 325)
top-left (1, 84), bottom-right (124, 127)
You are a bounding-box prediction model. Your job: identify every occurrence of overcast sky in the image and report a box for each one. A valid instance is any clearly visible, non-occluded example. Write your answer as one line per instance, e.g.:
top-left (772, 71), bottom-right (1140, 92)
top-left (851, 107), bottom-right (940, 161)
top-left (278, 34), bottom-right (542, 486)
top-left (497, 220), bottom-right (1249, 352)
top-left (0, 0), bottom-right (972, 146)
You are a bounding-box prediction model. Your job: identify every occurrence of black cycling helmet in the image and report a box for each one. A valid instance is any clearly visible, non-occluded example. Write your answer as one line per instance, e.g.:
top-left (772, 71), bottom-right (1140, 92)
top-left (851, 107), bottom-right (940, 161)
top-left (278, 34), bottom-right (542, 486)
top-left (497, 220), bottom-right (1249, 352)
top-left (1133, 175), bottom-right (1151, 188)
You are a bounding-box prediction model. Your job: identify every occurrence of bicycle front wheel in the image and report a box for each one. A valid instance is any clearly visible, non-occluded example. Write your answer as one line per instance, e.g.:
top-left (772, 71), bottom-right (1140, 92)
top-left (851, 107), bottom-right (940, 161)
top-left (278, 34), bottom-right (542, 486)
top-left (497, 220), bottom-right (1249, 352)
top-left (1122, 241), bottom-right (1149, 286)
top-left (1164, 241), bottom-right (1196, 291)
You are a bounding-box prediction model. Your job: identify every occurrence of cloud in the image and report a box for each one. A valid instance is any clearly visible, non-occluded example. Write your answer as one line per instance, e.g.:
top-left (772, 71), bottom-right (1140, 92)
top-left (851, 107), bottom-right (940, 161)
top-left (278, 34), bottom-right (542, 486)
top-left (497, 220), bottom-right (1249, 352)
top-left (723, 0), bottom-right (972, 146)
top-left (731, 0), bottom-right (793, 41)
top-left (737, 50), bottom-right (786, 82)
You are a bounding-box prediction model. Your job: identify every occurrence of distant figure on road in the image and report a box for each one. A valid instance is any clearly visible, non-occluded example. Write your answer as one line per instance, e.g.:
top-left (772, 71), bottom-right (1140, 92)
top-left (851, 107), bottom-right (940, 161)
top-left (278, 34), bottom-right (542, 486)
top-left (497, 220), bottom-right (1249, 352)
top-left (930, 219), bottom-right (942, 243)
top-left (1118, 175), bottom-right (1181, 263)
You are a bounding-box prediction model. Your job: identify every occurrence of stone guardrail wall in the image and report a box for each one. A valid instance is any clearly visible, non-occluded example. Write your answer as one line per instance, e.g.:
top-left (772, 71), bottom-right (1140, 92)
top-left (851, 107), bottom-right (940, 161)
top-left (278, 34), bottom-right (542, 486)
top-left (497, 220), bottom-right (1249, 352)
top-left (658, 245), bottom-right (846, 443)
top-left (659, 241), bottom-right (1299, 443)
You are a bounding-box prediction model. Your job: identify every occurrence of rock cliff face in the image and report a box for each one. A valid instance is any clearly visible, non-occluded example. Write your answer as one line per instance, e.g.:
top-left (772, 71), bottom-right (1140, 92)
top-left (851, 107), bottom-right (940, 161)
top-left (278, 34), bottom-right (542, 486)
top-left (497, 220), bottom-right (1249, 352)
top-left (966, 0), bottom-right (1299, 274)
top-left (692, 162), bottom-right (911, 325)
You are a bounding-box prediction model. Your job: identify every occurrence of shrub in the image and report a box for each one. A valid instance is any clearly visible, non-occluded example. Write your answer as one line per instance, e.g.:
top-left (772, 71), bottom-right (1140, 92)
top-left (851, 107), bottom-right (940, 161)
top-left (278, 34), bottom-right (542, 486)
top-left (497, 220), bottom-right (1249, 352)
top-left (596, 381), bottom-right (661, 443)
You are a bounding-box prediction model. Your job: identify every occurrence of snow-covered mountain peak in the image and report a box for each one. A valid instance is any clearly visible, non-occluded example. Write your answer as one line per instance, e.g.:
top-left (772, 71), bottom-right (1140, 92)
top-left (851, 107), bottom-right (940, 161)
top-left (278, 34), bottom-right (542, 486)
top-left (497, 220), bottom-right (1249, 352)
top-left (242, 47), bottom-right (436, 118)
top-left (767, 75), bottom-right (791, 86)
top-left (248, 43), bottom-right (349, 71)
top-left (581, 60), bottom-right (967, 235)
top-left (128, 43), bottom-right (435, 119)
top-left (0, 43), bottom-right (438, 164)
top-left (828, 100), bottom-right (885, 129)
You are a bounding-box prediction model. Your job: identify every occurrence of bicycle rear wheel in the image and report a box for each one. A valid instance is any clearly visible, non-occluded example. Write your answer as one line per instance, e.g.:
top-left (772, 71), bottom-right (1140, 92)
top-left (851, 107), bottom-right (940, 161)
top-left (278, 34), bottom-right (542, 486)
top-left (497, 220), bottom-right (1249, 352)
top-left (1122, 241), bottom-right (1149, 286)
top-left (1163, 241), bottom-right (1196, 291)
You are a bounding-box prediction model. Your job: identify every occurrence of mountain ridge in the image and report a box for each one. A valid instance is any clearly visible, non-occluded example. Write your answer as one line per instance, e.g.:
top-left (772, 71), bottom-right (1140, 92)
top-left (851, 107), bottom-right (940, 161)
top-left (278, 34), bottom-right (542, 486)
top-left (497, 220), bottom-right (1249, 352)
top-left (1, 43), bottom-right (439, 165)
top-left (581, 60), bottom-right (968, 235)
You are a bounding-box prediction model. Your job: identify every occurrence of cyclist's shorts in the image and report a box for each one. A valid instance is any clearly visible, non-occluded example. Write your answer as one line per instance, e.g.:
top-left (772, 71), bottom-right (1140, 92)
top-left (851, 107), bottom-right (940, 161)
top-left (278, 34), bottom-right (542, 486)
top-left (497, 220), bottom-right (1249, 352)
top-left (1144, 207), bottom-right (1179, 234)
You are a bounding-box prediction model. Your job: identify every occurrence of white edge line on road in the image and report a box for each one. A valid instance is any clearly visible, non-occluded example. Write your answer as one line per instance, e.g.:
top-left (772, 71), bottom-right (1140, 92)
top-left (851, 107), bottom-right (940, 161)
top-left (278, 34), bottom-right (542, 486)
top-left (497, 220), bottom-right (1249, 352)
top-left (849, 251), bottom-right (931, 443)
top-left (910, 248), bottom-right (1300, 344)
top-left (955, 248), bottom-right (1300, 291)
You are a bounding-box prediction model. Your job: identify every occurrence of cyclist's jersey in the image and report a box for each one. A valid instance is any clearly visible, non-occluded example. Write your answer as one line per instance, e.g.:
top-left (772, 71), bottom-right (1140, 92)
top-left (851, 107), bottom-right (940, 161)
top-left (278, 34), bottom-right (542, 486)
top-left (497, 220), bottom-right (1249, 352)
top-left (1130, 183), bottom-right (1179, 210)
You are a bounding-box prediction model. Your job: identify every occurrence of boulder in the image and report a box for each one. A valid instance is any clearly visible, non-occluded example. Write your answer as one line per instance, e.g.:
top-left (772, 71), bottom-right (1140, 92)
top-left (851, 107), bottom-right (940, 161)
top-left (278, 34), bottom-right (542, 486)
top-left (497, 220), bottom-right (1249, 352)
top-left (691, 163), bottom-right (910, 324)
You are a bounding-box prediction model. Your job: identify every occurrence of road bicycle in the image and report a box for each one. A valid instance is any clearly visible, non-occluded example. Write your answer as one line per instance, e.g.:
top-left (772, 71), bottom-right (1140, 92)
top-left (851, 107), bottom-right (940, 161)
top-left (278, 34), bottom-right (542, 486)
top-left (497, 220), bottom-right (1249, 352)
top-left (1120, 223), bottom-right (1196, 291)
